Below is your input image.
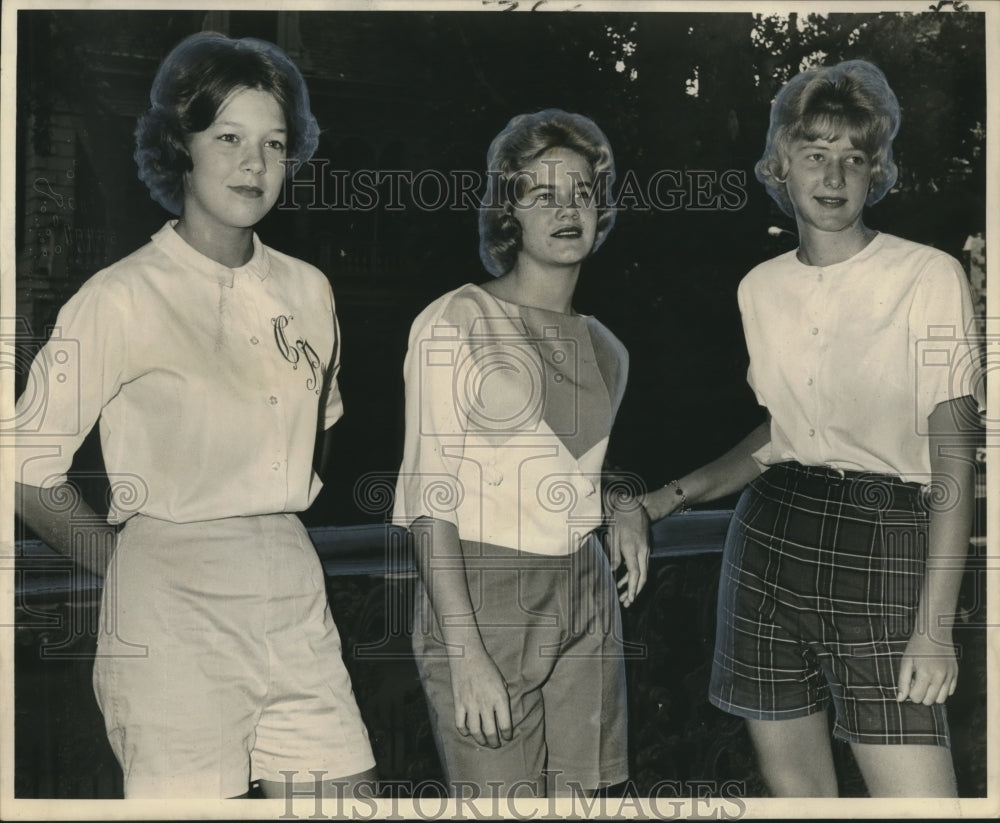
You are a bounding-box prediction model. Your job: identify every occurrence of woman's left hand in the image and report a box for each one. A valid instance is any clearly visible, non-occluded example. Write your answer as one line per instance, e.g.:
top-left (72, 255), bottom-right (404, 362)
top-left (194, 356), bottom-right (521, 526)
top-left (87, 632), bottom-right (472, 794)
top-left (896, 631), bottom-right (959, 705)
top-left (604, 495), bottom-right (651, 608)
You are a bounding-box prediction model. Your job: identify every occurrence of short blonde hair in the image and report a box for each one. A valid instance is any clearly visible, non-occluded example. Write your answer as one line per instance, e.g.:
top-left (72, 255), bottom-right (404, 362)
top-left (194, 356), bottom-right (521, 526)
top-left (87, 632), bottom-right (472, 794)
top-left (478, 109), bottom-right (616, 277)
top-left (755, 60), bottom-right (900, 217)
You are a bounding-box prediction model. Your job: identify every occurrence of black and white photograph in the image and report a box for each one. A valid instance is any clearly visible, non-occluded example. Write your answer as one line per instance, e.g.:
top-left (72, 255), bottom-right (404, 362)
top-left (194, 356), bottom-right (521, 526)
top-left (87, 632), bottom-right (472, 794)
top-left (1, 0), bottom-right (995, 819)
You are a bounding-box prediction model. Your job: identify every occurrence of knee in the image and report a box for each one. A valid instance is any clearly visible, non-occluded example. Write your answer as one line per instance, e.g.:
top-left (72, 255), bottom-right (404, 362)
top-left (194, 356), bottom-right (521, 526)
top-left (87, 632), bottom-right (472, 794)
top-left (759, 761), bottom-right (838, 797)
top-left (745, 714), bottom-right (839, 797)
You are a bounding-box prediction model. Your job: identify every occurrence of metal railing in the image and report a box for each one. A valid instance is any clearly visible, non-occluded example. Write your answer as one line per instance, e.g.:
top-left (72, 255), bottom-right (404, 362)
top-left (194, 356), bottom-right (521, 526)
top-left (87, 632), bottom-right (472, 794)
top-left (14, 509), bottom-right (735, 595)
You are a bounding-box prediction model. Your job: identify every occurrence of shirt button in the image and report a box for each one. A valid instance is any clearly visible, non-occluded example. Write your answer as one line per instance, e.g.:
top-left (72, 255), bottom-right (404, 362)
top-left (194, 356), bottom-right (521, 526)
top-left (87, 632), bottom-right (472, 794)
top-left (269, 396), bottom-right (278, 405)
top-left (808, 428), bottom-right (816, 437)
top-left (250, 336), bottom-right (259, 345)
top-left (817, 272), bottom-right (824, 282)
top-left (272, 462), bottom-right (281, 471)
top-left (811, 327), bottom-right (819, 335)
top-left (807, 377), bottom-right (814, 386)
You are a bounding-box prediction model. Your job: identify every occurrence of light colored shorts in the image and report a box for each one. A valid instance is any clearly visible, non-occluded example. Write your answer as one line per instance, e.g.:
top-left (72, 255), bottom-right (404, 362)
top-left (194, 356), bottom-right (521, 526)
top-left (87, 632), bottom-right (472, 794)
top-left (413, 535), bottom-right (629, 795)
top-left (93, 513), bottom-right (375, 798)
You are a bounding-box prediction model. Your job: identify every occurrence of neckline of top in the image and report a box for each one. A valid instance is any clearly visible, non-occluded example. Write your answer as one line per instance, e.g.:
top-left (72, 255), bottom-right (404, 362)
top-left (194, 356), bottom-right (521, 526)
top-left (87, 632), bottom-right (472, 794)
top-left (155, 220), bottom-right (270, 286)
top-left (465, 283), bottom-right (591, 319)
top-left (794, 231), bottom-right (884, 270)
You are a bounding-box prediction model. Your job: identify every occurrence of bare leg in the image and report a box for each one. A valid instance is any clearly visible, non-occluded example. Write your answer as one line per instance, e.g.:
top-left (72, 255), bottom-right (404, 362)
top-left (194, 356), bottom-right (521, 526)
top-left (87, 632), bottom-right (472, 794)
top-left (850, 743), bottom-right (956, 797)
top-left (745, 712), bottom-right (838, 797)
top-left (258, 767), bottom-right (379, 800)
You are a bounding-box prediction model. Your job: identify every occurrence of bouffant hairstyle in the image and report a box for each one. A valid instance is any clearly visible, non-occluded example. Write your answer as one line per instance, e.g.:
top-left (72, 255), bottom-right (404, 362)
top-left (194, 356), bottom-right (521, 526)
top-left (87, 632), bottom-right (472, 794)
top-left (134, 32), bottom-right (320, 215)
top-left (755, 59), bottom-right (900, 217)
top-left (478, 109), bottom-right (616, 277)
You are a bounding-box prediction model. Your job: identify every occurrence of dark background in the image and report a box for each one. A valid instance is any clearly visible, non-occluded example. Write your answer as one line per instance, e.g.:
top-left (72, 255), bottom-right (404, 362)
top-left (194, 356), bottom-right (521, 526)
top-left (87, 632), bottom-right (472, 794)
top-left (13, 5), bottom-right (987, 527)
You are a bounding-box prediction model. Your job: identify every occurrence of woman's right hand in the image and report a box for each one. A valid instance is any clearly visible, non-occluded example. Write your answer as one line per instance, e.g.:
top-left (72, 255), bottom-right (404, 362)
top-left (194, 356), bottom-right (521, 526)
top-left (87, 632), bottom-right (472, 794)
top-left (410, 518), bottom-right (513, 748)
top-left (448, 645), bottom-right (513, 748)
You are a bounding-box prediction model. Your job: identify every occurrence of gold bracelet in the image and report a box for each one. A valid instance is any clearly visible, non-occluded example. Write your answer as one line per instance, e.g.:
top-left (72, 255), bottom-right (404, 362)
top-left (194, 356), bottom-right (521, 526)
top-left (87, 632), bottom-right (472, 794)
top-left (666, 479), bottom-right (691, 513)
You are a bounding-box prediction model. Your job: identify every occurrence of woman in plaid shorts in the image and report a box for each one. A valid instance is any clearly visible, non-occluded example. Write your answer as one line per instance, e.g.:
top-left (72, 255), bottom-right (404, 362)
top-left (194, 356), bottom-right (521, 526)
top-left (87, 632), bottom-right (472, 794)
top-left (644, 60), bottom-right (981, 796)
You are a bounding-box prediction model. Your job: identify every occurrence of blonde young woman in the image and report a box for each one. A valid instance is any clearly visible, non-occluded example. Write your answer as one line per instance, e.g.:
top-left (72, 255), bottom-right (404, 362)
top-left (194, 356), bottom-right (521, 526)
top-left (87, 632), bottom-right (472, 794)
top-left (644, 60), bottom-right (981, 797)
top-left (394, 109), bottom-right (649, 797)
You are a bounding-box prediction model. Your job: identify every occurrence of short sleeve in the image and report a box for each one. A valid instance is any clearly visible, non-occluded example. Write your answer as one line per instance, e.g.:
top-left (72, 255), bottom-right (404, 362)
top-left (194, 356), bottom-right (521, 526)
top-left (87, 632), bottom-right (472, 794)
top-left (392, 296), bottom-right (469, 529)
top-left (319, 279), bottom-right (344, 430)
top-left (909, 254), bottom-right (984, 422)
top-left (12, 276), bottom-right (127, 488)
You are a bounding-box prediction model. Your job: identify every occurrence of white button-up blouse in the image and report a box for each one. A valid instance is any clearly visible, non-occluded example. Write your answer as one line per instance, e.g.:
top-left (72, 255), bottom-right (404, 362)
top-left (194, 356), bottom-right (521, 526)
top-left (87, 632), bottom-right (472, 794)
top-left (13, 222), bottom-right (343, 523)
top-left (739, 232), bottom-right (982, 483)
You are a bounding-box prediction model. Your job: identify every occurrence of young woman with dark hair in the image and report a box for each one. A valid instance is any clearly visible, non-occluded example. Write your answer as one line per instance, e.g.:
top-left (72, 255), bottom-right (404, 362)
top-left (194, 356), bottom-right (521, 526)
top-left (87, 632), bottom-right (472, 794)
top-left (14, 32), bottom-right (375, 799)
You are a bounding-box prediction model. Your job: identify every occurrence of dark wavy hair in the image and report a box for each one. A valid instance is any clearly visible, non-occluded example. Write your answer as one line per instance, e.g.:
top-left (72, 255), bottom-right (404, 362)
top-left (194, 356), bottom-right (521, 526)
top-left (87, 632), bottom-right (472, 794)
top-left (134, 32), bottom-right (320, 215)
top-left (755, 59), bottom-right (900, 217)
top-left (478, 109), bottom-right (616, 277)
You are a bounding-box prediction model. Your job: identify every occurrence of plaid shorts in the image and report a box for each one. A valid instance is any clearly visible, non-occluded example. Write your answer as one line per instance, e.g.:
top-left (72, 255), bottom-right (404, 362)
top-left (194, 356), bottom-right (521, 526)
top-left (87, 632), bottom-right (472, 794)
top-left (709, 462), bottom-right (951, 746)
